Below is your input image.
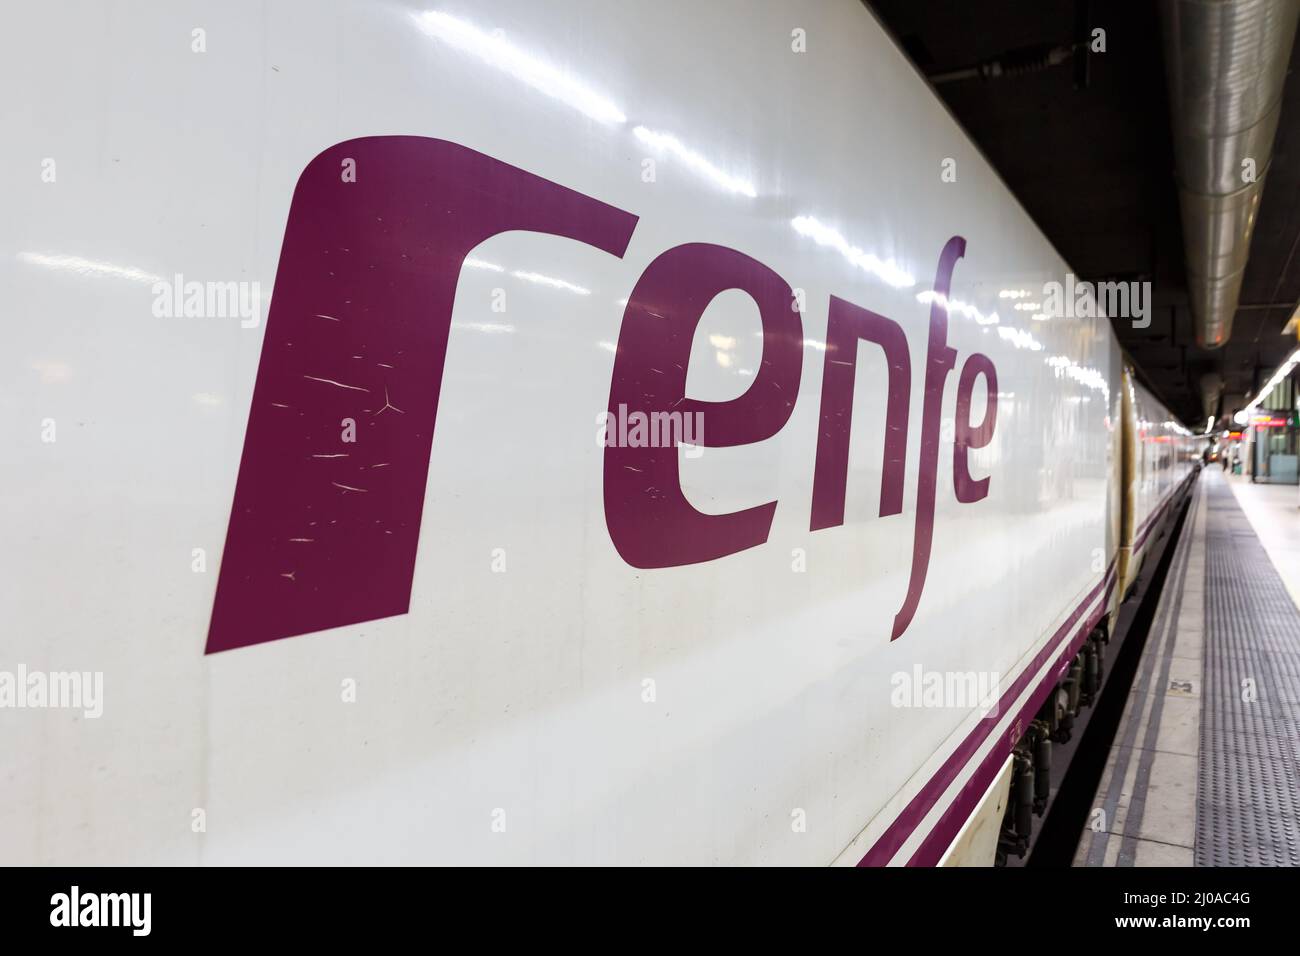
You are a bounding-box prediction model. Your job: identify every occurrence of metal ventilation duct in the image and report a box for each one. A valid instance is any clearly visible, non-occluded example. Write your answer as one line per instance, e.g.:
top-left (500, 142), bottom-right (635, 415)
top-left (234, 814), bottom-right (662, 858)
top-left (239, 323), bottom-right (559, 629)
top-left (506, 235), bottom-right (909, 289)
top-left (1160, 0), bottom-right (1299, 350)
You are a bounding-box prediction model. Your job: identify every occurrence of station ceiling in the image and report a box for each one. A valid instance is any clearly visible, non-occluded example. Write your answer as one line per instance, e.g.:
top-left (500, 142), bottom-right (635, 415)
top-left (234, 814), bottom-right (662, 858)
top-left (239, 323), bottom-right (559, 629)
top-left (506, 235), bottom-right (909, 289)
top-left (868, 0), bottom-right (1300, 426)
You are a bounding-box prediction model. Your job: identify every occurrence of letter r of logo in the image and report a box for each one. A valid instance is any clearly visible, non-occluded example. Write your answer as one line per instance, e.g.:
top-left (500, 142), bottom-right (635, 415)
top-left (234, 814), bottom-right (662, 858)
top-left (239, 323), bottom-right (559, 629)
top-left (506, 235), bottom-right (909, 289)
top-left (206, 137), bottom-right (638, 653)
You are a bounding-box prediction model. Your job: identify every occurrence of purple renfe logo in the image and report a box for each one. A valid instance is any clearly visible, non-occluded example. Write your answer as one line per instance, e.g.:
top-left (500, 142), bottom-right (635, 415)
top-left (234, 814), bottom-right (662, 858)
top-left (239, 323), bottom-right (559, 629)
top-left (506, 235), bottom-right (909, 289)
top-left (206, 137), bottom-right (997, 654)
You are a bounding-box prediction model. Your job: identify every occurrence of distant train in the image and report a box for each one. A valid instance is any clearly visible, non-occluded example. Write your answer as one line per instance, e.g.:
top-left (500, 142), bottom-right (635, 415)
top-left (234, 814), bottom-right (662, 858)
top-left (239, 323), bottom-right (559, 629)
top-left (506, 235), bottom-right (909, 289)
top-left (4, 0), bottom-right (1199, 865)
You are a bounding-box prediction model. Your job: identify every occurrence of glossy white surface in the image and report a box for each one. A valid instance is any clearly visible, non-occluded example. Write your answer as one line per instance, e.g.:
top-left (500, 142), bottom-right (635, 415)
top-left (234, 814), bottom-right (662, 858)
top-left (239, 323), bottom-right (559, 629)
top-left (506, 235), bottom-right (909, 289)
top-left (1131, 377), bottom-right (1199, 548)
top-left (1, 0), bottom-right (1190, 864)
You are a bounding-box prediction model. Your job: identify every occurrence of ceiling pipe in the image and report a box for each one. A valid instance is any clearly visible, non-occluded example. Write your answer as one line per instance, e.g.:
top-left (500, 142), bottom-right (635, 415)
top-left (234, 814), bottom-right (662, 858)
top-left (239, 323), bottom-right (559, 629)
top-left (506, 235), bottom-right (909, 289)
top-left (1160, 0), bottom-right (1299, 350)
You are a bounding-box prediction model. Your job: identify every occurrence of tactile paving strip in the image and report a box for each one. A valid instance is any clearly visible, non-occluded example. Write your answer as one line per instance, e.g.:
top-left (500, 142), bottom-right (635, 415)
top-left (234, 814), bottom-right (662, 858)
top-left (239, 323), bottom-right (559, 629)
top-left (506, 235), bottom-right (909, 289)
top-left (1198, 479), bottom-right (1300, 866)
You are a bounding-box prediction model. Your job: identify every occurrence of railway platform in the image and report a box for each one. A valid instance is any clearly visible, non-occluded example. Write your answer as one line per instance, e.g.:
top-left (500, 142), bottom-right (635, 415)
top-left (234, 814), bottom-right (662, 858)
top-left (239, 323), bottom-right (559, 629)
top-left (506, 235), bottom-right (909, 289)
top-left (1076, 467), bottom-right (1300, 866)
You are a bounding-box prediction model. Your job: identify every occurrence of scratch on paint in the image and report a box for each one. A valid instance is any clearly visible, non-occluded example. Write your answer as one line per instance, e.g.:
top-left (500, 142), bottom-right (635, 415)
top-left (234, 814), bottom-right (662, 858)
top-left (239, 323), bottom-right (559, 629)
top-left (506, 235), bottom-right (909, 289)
top-left (331, 482), bottom-right (368, 493)
top-left (374, 386), bottom-right (405, 417)
top-left (303, 374), bottom-right (370, 392)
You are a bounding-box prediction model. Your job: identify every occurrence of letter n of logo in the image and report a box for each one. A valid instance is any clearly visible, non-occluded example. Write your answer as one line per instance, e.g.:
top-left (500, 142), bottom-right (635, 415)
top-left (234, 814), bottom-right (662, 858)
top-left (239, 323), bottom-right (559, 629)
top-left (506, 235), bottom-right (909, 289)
top-left (206, 137), bottom-right (638, 652)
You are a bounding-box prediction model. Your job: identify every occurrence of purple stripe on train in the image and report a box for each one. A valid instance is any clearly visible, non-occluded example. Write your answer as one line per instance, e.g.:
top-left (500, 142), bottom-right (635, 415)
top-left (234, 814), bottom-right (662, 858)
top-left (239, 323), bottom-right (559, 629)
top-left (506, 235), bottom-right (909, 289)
top-left (860, 470), bottom-right (1195, 865)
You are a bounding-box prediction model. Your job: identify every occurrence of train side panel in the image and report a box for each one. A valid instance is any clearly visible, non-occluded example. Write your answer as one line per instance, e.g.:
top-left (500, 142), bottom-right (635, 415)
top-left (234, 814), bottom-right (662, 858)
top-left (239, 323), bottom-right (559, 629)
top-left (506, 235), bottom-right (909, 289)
top-left (3, 0), bottom-right (1127, 865)
top-left (1130, 379), bottom-right (1196, 576)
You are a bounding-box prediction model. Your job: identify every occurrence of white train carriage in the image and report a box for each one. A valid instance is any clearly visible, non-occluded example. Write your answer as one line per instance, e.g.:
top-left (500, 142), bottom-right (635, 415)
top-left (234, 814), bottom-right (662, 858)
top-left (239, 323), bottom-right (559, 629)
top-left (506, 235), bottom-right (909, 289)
top-left (1120, 371), bottom-right (1200, 599)
top-left (1, 0), bottom-right (1198, 865)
